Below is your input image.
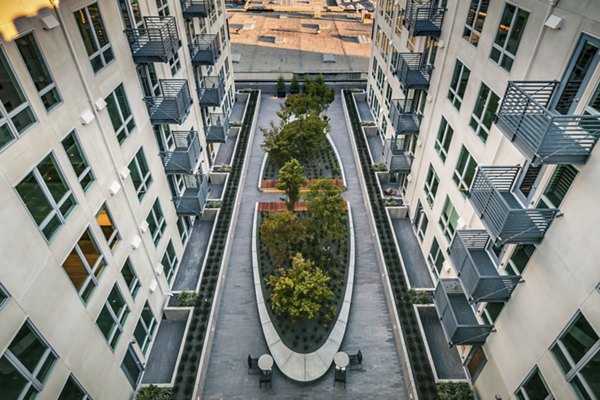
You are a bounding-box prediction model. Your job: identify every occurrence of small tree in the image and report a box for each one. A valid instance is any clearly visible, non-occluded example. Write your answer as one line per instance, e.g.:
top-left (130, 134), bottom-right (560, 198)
top-left (276, 158), bottom-right (305, 210)
top-left (276, 75), bottom-right (286, 97)
top-left (304, 179), bottom-right (347, 243)
top-left (260, 211), bottom-right (305, 266)
top-left (136, 385), bottom-right (172, 400)
top-left (290, 74), bottom-right (300, 94)
top-left (267, 253), bottom-right (334, 321)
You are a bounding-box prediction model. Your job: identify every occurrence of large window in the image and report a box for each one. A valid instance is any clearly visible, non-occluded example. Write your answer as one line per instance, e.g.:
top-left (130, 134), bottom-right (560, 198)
top-left (506, 244), bottom-right (536, 275)
top-left (0, 48), bottom-right (37, 152)
top-left (427, 237), bottom-right (444, 278)
top-left (453, 146), bottom-right (478, 195)
top-left (129, 148), bottom-right (153, 200)
top-left (538, 165), bottom-right (578, 209)
top-left (74, 3), bottom-right (114, 73)
top-left (177, 216), bottom-right (191, 245)
top-left (463, 0), bottom-right (489, 46)
top-left (168, 51), bottom-right (181, 76)
top-left (552, 313), bottom-right (600, 399)
top-left (16, 154), bottom-right (76, 241)
top-left (515, 367), bottom-right (554, 400)
top-left (147, 199), bottom-right (166, 246)
top-left (448, 59), bottom-right (471, 110)
top-left (423, 165), bottom-right (439, 207)
top-left (0, 321), bottom-right (57, 399)
top-left (134, 302), bottom-right (157, 355)
top-left (62, 228), bottom-right (107, 303)
top-left (15, 32), bottom-right (61, 111)
top-left (58, 375), bottom-right (91, 399)
top-left (416, 210), bottom-right (428, 242)
top-left (121, 258), bottom-right (140, 299)
top-left (470, 83), bottom-right (500, 142)
top-left (156, 0), bottom-right (170, 16)
top-left (121, 345), bottom-right (143, 387)
top-left (439, 196), bottom-right (459, 242)
top-left (62, 130), bottom-right (95, 191)
top-left (136, 64), bottom-right (160, 97)
top-left (96, 284), bottom-right (130, 349)
top-left (490, 4), bottom-right (529, 72)
top-left (96, 203), bottom-right (120, 250)
top-left (162, 240), bottom-right (178, 284)
top-left (105, 84), bottom-right (135, 144)
top-left (435, 117), bottom-right (454, 162)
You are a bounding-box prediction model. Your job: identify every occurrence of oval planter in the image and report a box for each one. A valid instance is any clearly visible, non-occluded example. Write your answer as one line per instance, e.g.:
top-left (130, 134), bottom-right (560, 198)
top-left (251, 202), bottom-right (356, 381)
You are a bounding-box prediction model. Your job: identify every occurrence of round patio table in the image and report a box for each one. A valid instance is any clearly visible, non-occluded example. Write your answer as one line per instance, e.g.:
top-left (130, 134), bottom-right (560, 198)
top-left (334, 351), bottom-right (349, 369)
top-left (258, 354), bottom-right (274, 371)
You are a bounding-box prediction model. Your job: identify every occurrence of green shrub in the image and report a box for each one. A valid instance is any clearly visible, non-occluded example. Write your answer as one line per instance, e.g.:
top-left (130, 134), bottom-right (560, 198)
top-left (176, 291), bottom-right (199, 307)
top-left (406, 289), bottom-right (433, 305)
top-left (136, 385), bottom-right (172, 400)
top-left (436, 382), bottom-right (474, 400)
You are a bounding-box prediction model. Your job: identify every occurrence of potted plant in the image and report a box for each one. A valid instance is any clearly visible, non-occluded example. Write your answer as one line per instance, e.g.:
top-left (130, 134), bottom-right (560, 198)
top-left (290, 74), bottom-right (300, 94)
top-left (276, 75), bottom-right (286, 98)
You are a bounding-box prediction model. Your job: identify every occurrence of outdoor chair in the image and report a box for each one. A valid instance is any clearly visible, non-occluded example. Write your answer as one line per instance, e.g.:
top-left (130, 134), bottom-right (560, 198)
top-left (349, 350), bottom-right (363, 370)
top-left (259, 369), bottom-right (272, 388)
top-left (248, 354), bottom-right (260, 375)
top-left (334, 367), bottom-right (346, 388)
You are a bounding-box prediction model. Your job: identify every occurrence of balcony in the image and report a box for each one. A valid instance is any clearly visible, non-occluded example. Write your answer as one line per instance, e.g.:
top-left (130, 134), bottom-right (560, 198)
top-left (204, 113), bottom-right (229, 143)
top-left (173, 174), bottom-right (209, 216)
top-left (434, 279), bottom-right (494, 347)
top-left (389, 99), bottom-right (421, 135)
top-left (160, 131), bottom-right (201, 174)
top-left (395, 53), bottom-right (433, 91)
top-left (198, 76), bottom-right (225, 107)
top-left (469, 166), bottom-right (559, 245)
top-left (449, 230), bottom-right (522, 303)
top-left (495, 81), bottom-right (600, 165)
top-left (404, 0), bottom-right (445, 38)
top-left (144, 80), bottom-right (192, 125)
top-left (125, 17), bottom-right (180, 63)
top-left (181, 0), bottom-right (212, 18)
top-left (383, 139), bottom-right (412, 172)
top-left (189, 35), bottom-right (220, 66)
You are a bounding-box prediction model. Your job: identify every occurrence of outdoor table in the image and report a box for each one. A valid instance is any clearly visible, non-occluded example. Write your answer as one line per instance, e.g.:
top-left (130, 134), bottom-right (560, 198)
top-left (258, 354), bottom-right (274, 371)
top-left (334, 351), bottom-right (349, 369)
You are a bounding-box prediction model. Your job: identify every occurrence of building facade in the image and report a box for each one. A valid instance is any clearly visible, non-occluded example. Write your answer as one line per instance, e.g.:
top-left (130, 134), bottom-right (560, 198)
top-left (0, 0), bottom-right (234, 398)
top-left (367, 0), bottom-right (600, 398)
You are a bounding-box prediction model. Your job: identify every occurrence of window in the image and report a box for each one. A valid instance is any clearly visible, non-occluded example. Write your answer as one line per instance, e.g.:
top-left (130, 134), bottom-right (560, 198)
top-left (16, 154), bottom-right (76, 241)
top-left (490, 4), bottom-right (529, 72)
top-left (121, 259), bottom-right (140, 299)
top-left (134, 302), bottom-right (157, 354)
top-left (136, 64), bottom-right (160, 97)
top-left (73, 3), bottom-right (114, 73)
top-left (162, 240), bottom-right (178, 284)
top-left (385, 84), bottom-right (392, 109)
top-left (515, 367), bottom-right (553, 400)
top-left (453, 146), bottom-right (478, 195)
top-left (463, 0), bottom-right (489, 46)
top-left (96, 204), bottom-right (120, 250)
top-left (105, 84), bottom-right (135, 143)
top-left (538, 165), bottom-right (578, 209)
top-left (121, 345), bottom-right (143, 387)
top-left (466, 346), bottom-right (487, 382)
top-left (15, 32), bottom-right (61, 111)
top-left (62, 130), bottom-right (94, 191)
top-left (168, 50), bottom-right (181, 75)
top-left (129, 148), bottom-right (153, 200)
top-left (506, 244), bottom-right (535, 275)
top-left (448, 59), bottom-right (471, 110)
top-left (551, 313), bottom-right (600, 399)
top-left (395, 7), bottom-right (404, 37)
top-left (390, 48), bottom-right (399, 74)
top-left (62, 228), bottom-right (107, 303)
top-left (156, 0), bottom-right (170, 16)
top-left (435, 117), bottom-right (454, 162)
top-left (470, 83), bottom-right (500, 142)
top-left (376, 65), bottom-right (384, 91)
top-left (427, 237), bottom-right (444, 277)
top-left (58, 375), bottom-right (91, 400)
top-left (371, 58), bottom-right (378, 79)
top-left (0, 321), bottom-right (57, 399)
top-left (177, 216), bottom-right (191, 244)
top-left (416, 212), bottom-right (428, 242)
top-left (482, 302), bottom-right (504, 325)
top-left (0, 48), bottom-right (37, 151)
top-left (147, 199), bottom-right (166, 246)
top-left (423, 165), bottom-right (439, 207)
top-left (439, 196), bottom-right (459, 242)
top-left (0, 284), bottom-right (8, 309)
top-left (96, 284), bottom-right (130, 349)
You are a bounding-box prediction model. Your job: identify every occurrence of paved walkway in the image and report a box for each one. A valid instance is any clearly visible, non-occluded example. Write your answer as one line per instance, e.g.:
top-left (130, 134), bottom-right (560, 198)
top-left (201, 92), bottom-right (408, 399)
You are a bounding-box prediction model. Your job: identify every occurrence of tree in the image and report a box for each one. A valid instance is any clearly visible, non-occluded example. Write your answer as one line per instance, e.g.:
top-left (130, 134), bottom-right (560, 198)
top-left (290, 74), bottom-right (300, 94)
top-left (281, 93), bottom-right (320, 119)
top-left (304, 179), bottom-right (347, 243)
top-left (276, 75), bottom-right (286, 98)
top-left (260, 211), bottom-right (305, 266)
top-left (276, 158), bottom-right (305, 210)
top-left (304, 74), bottom-right (335, 113)
top-left (267, 253), bottom-right (333, 321)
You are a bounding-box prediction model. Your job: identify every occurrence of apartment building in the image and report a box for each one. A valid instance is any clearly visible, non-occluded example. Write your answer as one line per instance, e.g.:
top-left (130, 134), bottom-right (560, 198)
top-left (367, 0), bottom-right (600, 398)
top-left (0, 0), bottom-right (234, 398)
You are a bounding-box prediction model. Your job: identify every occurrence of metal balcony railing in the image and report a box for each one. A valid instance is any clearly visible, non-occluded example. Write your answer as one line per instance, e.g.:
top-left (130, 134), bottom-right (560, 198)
top-left (144, 80), bottom-right (192, 125)
top-left (181, 0), bottom-right (212, 18)
top-left (383, 138), bottom-right (412, 172)
top-left (189, 35), bottom-right (220, 66)
top-left (173, 174), bottom-right (209, 215)
top-left (198, 76), bottom-right (225, 107)
top-left (204, 113), bottom-right (229, 143)
top-left (389, 99), bottom-right (421, 135)
top-left (125, 17), bottom-right (181, 63)
top-left (159, 131), bottom-right (201, 174)
top-left (395, 53), bottom-right (433, 91)
top-left (404, 0), bottom-right (445, 38)
top-left (494, 81), bottom-right (600, 165)
top-left (469, 166), bottom-right (559, 245)
top-left (434, 278), bottom-right (494, 347)
top-left (449, 230), bottom-right (522, 303)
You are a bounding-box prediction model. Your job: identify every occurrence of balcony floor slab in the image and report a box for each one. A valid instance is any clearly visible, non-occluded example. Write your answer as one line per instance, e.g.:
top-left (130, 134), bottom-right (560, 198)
top-left (142, 319), bottom-right (186, 384)
top-left (391, 218), bottom-right (434, 289)
top-left (173, 217), bottom-right (216, 291)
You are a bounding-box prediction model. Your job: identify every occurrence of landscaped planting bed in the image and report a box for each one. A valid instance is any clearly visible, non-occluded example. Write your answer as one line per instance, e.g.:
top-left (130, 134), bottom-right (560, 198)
top-left (343, 90), bottom-right (437, 398)
top-left (262, 141), bottom-right (342, 181)
top-left (170, 91), bottom-right (258, 400)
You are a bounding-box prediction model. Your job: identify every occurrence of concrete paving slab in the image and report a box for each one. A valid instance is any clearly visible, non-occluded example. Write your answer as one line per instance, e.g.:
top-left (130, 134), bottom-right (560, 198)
top-left (391, 217), bottom-right (435, 289)
top-left (142, 319), bottom-right (186, 384)
top-left (172, 218), bottom-right (215, 291)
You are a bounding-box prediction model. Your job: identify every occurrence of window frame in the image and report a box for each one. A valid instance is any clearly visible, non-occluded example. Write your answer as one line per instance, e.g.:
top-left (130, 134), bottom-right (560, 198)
top-left (96, 283), bottom-right (130, 350)
top-left (463, 0), bottom-right (489, 47)
top-left (515, 366), bottom-right (554, 400)
top-left (96, 203), bottom-right (120, 251)
top-left (435, 117), bottom-right (454, 162)
top-left (426, 236), bottom-right (444, 279)
top-left (73, 2), bottom-right (115, 73)
top-left (121, 344), bottom-right (144, 387)
top-left (447, 59), bottom-right (471, 110)
top-left (423, 164), bottom-right (439, 207)
top-left (147, 198), bottom-right (166, 246)
top-left (58, 374), bottom-right (92, 400)
top-left (121, 258), bottom-right (141, 299)
top-left (490, 3), bottom-right (530, 72)
top-left (105, 84), bottom-right (136, 144)
top-left (62, 130), bottom-right (95, 192)
top-left (537, 165), bottom-right (579, 209)
top-left (134, 301), bottom-right (158, 355)
top-left (439, 196), bottom-right (459, 242)
top-left (161, 240), bottom-right (179, 284)
top-left (470, 82), bottom-right (500, 142)
top-left (128, 148), bottom-right (153, 200)
top-left (453, 145), bottom-right (478, 196)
